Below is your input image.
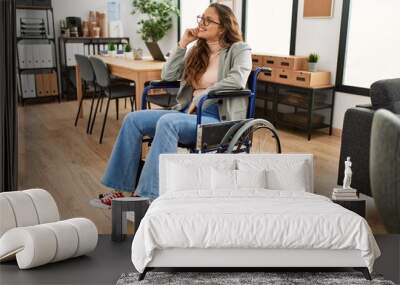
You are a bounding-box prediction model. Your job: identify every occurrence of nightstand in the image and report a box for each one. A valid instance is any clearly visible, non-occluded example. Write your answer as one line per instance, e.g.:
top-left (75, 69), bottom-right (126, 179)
top-left (111, 197), bottom-right (150, 242)
top-left (332, 198), bottom-right (366, 218)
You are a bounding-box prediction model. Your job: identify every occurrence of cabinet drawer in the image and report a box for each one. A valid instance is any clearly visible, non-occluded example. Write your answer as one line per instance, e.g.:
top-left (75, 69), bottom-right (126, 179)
top-left (277, 56), bottom-right (308, 70)
top-left (251, 55), bottom-right (263, 70)
top-left (258, 67), bottom-right (276, 82)
top-left (275, 69), bottom-right (294, 84)
top-left (292, 71), bottom-right (331, 87)
top-left (264, 56), bottom-right (279, 68)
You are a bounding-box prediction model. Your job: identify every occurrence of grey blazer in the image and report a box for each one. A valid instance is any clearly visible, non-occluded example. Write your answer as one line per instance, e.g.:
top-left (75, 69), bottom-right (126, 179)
top-left (161, 41), bottom-right (252, 121)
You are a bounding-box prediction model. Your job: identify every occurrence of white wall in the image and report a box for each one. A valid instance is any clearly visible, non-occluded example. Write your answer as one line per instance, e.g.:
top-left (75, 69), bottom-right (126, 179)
top-left (52, 0), bottom-right (177, 55)
top-left (295, 0), bottom-right (371, 129)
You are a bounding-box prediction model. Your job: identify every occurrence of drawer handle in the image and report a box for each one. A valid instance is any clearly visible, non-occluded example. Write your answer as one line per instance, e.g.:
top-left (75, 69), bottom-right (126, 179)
top-left (296, 77), bottom-right (306, 82)
top-left (279, 75), bottom-right (288, 79)
top-left (252, 59), bottom-right (259, 63)
top-left (266, 60), bottom-right (274, 64)
top-left (281, 62), bottom-right (290, 67)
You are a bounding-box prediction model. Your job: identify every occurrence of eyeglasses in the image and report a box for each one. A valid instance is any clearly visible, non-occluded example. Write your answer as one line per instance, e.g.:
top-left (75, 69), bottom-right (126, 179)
top-left (197, 15), bottom-right (221, 26)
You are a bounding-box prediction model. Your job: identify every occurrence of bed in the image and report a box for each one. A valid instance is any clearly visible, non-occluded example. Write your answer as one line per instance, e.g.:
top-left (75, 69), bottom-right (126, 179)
top-left (131, 154), bottom-right (380, 280)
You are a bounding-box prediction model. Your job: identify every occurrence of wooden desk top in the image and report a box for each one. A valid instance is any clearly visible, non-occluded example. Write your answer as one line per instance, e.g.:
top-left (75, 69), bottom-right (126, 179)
top-left (98, 56), bottom-right (165, 71)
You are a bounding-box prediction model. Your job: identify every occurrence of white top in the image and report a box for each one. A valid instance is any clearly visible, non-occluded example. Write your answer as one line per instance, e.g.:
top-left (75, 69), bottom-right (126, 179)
top-left (187, 41), bottom-right (222, 113)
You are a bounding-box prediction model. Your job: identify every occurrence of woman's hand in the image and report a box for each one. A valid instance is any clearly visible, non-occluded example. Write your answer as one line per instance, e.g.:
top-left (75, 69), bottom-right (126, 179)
top-left (179, 28), bottom-right (199, 49)
top-left (187, 102), bottom-right (196, 114)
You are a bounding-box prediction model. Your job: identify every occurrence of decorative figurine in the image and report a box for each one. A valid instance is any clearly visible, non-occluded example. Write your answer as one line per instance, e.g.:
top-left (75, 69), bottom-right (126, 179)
top-left (343, 156), bottom-right (352, 189)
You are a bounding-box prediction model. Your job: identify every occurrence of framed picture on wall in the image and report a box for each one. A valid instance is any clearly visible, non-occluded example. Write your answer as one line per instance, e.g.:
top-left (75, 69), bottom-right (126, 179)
top-left (304, 0), bottom-right (334, 18)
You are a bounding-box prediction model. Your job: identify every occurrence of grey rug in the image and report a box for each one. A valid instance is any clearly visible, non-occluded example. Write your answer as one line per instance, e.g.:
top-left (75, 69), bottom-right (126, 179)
top-left (116, 271), bottom-right (395, 285)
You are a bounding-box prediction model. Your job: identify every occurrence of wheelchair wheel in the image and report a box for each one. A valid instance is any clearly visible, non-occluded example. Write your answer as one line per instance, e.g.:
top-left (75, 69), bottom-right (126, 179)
top-left (219, 119), bottom-right (282, 154)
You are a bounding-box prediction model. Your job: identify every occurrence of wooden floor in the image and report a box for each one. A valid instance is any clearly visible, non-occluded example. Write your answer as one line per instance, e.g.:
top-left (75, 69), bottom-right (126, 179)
top-left (17, 100), bottom-right (386, 234)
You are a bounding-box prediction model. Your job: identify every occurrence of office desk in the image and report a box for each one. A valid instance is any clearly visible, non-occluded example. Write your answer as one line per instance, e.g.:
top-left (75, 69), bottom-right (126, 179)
top-left (75, 56), bottom-right (165, 117)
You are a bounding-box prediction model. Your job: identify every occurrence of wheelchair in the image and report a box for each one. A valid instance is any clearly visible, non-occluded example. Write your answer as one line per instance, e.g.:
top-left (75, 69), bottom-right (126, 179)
top-left (141, 67), bottom-right (282, 155)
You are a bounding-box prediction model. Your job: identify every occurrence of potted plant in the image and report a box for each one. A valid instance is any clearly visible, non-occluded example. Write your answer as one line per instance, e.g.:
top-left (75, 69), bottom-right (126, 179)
top-left (124, 43), bottom-right (134, 59)
top-left (108, 42), bottom-right (117, 57)
top-left (131, 0), bottom-right (179, 48)
top-left (308, 53), bottom-right (319, 72)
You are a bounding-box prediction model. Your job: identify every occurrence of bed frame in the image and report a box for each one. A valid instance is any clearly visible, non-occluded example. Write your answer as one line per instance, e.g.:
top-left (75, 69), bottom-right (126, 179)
top-left (139, 249), bottom-right (371, 280)
top-left (137, 154), bottom-right (372, 281)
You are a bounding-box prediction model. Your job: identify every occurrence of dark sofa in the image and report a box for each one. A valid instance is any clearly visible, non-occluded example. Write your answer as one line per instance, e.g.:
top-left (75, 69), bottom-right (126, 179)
top-left (337, 78), bottom-right (400, 196)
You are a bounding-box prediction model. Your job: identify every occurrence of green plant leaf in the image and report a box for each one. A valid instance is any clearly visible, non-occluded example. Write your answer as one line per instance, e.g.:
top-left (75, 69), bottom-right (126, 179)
top-left (131, 0), bottom-right (179, 42)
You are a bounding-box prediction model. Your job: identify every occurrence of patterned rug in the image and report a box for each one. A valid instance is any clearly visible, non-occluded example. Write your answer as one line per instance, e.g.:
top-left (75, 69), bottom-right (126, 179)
top-left (116, 271), bottom-right (395, 285)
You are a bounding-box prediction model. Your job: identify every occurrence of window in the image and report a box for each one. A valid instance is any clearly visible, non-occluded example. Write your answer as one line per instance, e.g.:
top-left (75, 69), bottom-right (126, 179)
top-left (178, 0), bottom-right (211, 40)
top-left (244, 0), bottom-right (298, 55)
top-left (336, 0), bottom-right (400, 95)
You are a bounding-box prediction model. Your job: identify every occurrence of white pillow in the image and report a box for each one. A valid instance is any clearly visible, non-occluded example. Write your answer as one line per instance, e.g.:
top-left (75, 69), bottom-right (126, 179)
top-left (265, 163), bottom-right (307, 191)
top-left (211, 169), bottom-right (237, 190)
top-left (211, 169), bottom-right (267, 190)
top-left (237, 159), bottom-right (310, 191)
top-left (168, 163), bottom-right (212, 191)
top-left (167, 159), bottom-right (236, 192)
top-left (236, 169), bottom-right (267, 189)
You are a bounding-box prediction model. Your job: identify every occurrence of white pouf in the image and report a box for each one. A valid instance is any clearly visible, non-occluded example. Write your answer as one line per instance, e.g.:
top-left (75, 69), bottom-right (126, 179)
top-left (0, 189), bottom-right (98, 269)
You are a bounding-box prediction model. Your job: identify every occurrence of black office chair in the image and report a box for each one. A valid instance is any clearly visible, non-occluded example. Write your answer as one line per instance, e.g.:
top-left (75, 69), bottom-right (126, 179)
top-left (89, 56), bottom-right (136, 144)
top-left (74, 54), bottom-right (96, 133)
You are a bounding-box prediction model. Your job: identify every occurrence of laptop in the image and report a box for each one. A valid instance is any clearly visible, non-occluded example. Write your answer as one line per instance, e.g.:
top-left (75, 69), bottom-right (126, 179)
top-left (145, 42), bottom-right (166, 62)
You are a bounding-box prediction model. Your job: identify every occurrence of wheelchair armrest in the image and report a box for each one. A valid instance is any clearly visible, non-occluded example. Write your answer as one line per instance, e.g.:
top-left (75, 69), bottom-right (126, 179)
top-left (253, 67), bottom-right (272, 79)
top-left (142, 80), bottom-right (181, 109)
top-left (147, 80), bottom-right (181, 88)
top-left (206, 89), bottom-right (251, 99)
top-left (196, 89), bottom-right (252, 125)
top-left (258, 67), bottom-right (272, 74)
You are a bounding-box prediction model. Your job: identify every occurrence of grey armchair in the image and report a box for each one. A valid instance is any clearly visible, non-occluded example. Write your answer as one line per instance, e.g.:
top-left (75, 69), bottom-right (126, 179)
top-left (338, 78), bottom-right (400, 196)
top-left (370, 109), bottom-right (400, 233)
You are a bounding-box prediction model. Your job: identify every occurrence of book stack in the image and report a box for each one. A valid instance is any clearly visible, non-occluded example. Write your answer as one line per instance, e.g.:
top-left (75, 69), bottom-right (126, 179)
top-left (332, 187), bottom-right (358, 200)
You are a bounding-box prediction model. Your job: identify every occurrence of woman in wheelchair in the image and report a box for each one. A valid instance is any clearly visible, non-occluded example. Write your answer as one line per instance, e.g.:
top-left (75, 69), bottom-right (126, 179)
top-left (97, 3), bottom-right (252, 204)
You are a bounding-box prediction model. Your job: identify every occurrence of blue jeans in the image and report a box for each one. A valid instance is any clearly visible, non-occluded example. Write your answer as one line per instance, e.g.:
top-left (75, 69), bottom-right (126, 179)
top-left (101, 105), bottom-right (220, 198)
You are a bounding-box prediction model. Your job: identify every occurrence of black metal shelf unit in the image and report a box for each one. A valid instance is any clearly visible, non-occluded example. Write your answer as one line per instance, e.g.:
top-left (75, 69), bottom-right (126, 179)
top-left (256, 81), bottom-right (335, 140)
top-left (59, 37), bottom-right (129, 100)
top-left (16, 5), bottom-right (60, 105)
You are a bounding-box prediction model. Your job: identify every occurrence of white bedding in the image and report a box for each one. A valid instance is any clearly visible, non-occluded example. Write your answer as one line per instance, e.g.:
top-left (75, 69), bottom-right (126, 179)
top-left (131, 190), bottom-right (380, 273)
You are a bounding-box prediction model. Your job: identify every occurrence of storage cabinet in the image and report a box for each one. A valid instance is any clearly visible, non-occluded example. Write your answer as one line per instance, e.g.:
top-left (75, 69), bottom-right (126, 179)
top-left (16, 6), bottom-right (59, 104)
top-left (252, 53), bottom-right (335, 140)
top-left (256, 82), bottom-right (335, 140)
top-left (252, 54), bottom-right (331, 88)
